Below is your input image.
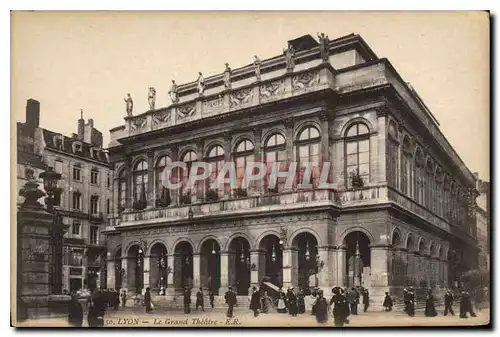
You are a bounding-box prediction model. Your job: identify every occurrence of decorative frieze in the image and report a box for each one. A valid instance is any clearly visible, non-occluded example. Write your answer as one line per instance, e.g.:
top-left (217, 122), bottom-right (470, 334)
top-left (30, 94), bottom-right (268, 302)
top-left (176, 103), bottom-right (196, 122)
top-left (259, 79), bottom-right (285, 101)
top-left (229, 88), bottom-right (254, 108)
top-left (152, 109), bottom-right (171, 129)
top-left (292, 70), bottom-right (320, 91)
top-left (130, 116), bottom-right (147, 130)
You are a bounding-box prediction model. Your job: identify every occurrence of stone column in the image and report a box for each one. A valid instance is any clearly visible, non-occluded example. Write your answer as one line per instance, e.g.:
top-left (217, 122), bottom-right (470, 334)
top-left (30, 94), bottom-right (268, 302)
top-left (106, 258), bottom-right (115, 289)
top-left (195, 140), bottom-right (204, 202)
top-left (169, 146), bottom-right (179, 206)
top-left (282, 248), bottom-right (293, 288)
top-left (253, 128), bottom-right (263, 195)
top-left (124, 157), bottom-right (132, 211)
top-left (142, 256), bottom-right (150, 294)
top-left (146, 150), bottom-right (155, 209)
top-left (223, 133), bottom-right (232, 199)
top-left (291, 248), bottom-right (299, 287)
top-left (219, 251), bottom-right (229, 294)
top-left (369, 244), bottom-right (390, 309)
top-left (284, 119), bottom-right (294, 165)
top-left (121, 257), bottom-right (128, 291)
top-left (336, 245), bottom-right (347, 287)
top-left (317, 247), bottom-right (330, 294)
top-left (166, 254), bottom-right (175, 296)
top-left (319, 112), bottom-right (331, 186)
top-left (249, 250), bottom-right (261, 288)
top-left (376, 108), bottom-right (387, 185)
top-left (193, 253), bottom-right (201, 289)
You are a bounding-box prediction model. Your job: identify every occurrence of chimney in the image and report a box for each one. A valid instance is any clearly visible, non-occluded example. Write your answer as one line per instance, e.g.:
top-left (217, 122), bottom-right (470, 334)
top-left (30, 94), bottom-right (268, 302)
top-left (25, 99), bottom-right (40, 133)
top-left (71, 133), bottom-right (79, 139)
top-left (77, 109), bottom-right (85, 140)
top-left (88, 118), bottom-right (94, 128)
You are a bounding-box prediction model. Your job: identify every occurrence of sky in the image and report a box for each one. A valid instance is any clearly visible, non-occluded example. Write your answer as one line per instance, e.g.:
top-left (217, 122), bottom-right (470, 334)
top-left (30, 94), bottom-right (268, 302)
top-left (11, 11), bottom-right (490, 180)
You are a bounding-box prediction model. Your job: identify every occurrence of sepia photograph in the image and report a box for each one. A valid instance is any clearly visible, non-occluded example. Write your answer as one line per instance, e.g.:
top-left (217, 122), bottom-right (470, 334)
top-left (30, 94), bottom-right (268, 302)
top-left (10, 10), bottom-right (490, 328)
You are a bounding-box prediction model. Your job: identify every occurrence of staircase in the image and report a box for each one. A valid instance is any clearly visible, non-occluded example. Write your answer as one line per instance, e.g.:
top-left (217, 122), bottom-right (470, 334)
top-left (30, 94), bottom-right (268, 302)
top-left (146, 295), bottom-right (250, 310)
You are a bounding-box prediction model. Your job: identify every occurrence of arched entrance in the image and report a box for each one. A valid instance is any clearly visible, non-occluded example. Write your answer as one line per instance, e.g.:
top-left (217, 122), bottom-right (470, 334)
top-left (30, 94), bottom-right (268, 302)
top-left (390, 230), bottom-right (406, 288)
top-left (228, 237), bottom-right (251, 295)
top-left (127, 244), bottom-right (144, 294)
top-left (150, 243), bottom-right (168, 294)
top-left (291, 232), bottom-right (318, 291)
top-left (200, 239), bottom-right (221, 295)
top-left (174, 241), bottom-right (193, 289)
top-left (259, 234), bottom-right (283, 288)
top-left (114, 248), bottom-right (123, 290)
top-left (344, 231), bottom-right (371, 288)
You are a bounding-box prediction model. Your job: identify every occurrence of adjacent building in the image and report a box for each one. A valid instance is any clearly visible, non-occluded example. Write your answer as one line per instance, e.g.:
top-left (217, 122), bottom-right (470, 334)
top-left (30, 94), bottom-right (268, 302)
top-left (105, 33), bottom-right (479, 305)
top-left (474, 174), bottom-right (490, 272)
top-left (17, 100), bottom-right (111, 292)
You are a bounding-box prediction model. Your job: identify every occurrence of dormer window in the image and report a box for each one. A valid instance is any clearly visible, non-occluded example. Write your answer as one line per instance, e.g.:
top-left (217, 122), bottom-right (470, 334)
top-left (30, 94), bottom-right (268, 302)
top-left (53, 134), bottom-right (64, 150)
top-left (72, 141), bottom-right (82, 153)
top-left (91, 147), bottom-right (100, 158)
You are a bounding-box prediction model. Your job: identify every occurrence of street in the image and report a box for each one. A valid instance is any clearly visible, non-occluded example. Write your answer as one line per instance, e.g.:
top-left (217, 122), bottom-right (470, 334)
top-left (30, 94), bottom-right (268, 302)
top-left (18, 305), bottom-right (489, 328)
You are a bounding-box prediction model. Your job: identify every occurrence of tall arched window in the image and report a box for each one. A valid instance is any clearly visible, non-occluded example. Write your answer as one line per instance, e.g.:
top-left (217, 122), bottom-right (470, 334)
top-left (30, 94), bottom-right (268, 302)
top-left (264, 133), bottom-right (286, 193)
top-left (133, 160), bottom-right (148, 210)
top-left (234, 140), bottom-right (255, 195)
top-left (401, 137), bottom-right (413, 196)
top-left (387, 122), bottom-right (399, 189)
top-left (345, 122), bottom-right (370, 188)
top-left (155, 155), bottom-right (172, 207)
top-left (181, 150), bottom-right (198, 203)
top-left (414, 148), bottom-right (425, 204)
top-left (296, 126), bottom-right (321, 188)
top-left (118, 169), bottom-right (126, 213)
top-left (425, 159), bottom-right (434, 210)
top-left (206, 145), bottom-right (225, 200)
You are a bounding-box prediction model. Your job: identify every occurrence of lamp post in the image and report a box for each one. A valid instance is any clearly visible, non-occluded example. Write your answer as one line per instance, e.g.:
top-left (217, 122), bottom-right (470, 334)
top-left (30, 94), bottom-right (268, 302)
top-left (158, 255), bottom-right (166, 295)
top-left (39, 166), bottom-right (65, 295)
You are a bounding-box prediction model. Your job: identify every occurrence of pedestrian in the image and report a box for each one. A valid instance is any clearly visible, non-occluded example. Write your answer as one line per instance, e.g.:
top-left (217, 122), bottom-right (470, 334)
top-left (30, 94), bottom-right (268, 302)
top-left (288, 287), bottom-right (298, 317)
top-left (224, 286), bottom-right (237, 318)
top-left (67, 293), bottom-right (83, 327)
top-left (209, 290), bottom-right (215, 309)
top-left (424, 289), bottom-right (437, 317)
top-left (383, 292), bottom-right (393, 311)
top-left (348, 288), bottom-right (359, 315)
top-left (459, 290), bottom-right (477, 318)
top-left (250, 286), bottom-right (261, 317)
top-left (444, 289), bottom-right (455, 316)
top-left (402, 288), bottom-right (408, 313)
top-left (113, 289), bottom-right (120, 311)
top-left (144, 287), bottom-right (152, 313)
top-left (330, 287), bottom-right (349, 327)
top-left (183, 286), bottom-right (192, 314)
top-left (261, 290), bottom-right (272, 314)
top-left (297, 287), bottom-right (306, 314)
top-left (311, 288), bottom-right (318, 316)
top-left (196, 287), bottom-right (205, 311)
top-left (362, 288), bottom-right (370, 312)
top-left (407, 287), bottom-right (415, 317)
top-left (121, 290), bottom-right (127, 308)
top-left (314, 289), bottom-right (329, 324)
top-left (277, 288), bottom-right (287, 313)
top-left (88, 290), bottom-right (106, 327)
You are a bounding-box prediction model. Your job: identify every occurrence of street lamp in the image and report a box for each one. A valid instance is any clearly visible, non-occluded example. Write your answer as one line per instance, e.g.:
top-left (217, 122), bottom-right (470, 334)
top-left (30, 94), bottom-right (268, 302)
top-left (271, 243), bottom-right (277, 262)
top-left (305, 241), bottom-right (311, 261)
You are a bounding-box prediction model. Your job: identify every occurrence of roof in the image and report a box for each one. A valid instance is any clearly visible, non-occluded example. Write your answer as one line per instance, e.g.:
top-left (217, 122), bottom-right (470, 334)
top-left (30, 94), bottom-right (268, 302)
top-left (288, 34), bottom-right (319, 51)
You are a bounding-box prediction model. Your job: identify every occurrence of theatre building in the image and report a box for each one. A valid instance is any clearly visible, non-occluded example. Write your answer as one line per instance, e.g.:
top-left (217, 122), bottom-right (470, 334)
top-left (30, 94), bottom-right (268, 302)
top-left (105, 34), bottom-right (478, 304)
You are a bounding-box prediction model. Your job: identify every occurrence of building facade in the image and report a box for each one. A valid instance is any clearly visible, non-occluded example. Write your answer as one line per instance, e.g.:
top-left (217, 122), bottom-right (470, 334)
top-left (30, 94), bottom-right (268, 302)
top-left (17, 100), bottom-right (111, 293)
top-left (105, 34), bottom-right (478, 304)
top-left (474, 175), bottom-right (490, 272)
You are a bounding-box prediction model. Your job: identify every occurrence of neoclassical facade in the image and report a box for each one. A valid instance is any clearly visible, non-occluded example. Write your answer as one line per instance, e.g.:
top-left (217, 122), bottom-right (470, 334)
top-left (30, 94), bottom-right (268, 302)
top-left (105, 34), bottom-right (478, 304)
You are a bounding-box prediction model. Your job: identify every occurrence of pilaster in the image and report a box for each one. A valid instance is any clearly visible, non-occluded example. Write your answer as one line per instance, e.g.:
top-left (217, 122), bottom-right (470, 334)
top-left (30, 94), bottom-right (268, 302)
top-left (142, 256), bottom-right (150, 293)
top-left (219, 251), bottom-right (229, 294)
top-left (192, 253), bottom-right (201, 289)
top-left (146, 150), bottom-right (155, 209)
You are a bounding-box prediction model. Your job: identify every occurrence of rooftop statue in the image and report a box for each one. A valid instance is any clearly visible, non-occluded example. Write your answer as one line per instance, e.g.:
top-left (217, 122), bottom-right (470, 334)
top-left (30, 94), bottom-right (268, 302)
top-left (197, 72), bottom-right (205, 96)
top-left (317, 32), bottom-right (330, 62)
top-left (148, 87), bottom-right (156, 110)
top-left (223, 63), bottom-right (232, 89)
top-left (254, 55), bottom-right (261, 81)
top-left (169, 80), bottom-right (179, 104)
top-left (283, 43), bottom-right (295, 72)
top-left (124, 93), bottom-right (134, 116)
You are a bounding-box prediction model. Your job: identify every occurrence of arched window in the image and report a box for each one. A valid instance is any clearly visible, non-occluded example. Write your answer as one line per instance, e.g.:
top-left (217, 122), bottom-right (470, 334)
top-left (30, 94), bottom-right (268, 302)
top-left (414, 148), bottom-right (425, 204)
top-left (133, 160), bottom-right (148, 210)
top-left (234, 140), bottom-right (255, 195)
top-left (181, 150), bottom-right (198, 203)
top-left (401, 137), bottom-right (413, 196)
top-left (118, 169), bottom-right (126, 213)
top-left (155, 156), bottom-right (172, 207)
top-left (426, 159), bottom-right (434, 210)
top-left (296, 126), bottom-right (321, 188)
top-left (435, 168), bottom-right (443, 217)
top-left (206, 145), bottom-right (225, 200)
top-left (387, 122), bottom-right (399, 189)
top-left (264, 133), bottom-right (286, 193)
top-left (345, 122), bottom-right (370, 188)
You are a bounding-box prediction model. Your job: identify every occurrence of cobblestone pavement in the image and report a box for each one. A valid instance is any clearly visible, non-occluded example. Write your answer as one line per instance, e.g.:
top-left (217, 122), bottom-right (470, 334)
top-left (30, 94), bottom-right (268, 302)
top-left (18, 305), bottom-right (489, 328)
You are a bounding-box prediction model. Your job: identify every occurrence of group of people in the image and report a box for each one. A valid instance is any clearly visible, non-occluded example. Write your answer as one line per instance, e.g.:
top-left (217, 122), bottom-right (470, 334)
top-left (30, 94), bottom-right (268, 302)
top-left (68, 289), bottom-right (115, 327)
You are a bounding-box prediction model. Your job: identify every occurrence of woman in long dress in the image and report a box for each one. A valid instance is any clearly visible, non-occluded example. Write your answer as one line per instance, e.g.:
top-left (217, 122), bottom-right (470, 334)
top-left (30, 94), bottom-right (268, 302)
top-left (261, 291), bottom-right (271, 314)
top-left (314, 290), bottom-right (329, 324)
top-left (424, 289), bottom-right (437, 317)
top-left (277, 288), bottom-right (287, 313)
top-left (297, 288), bottom-right (306, 314)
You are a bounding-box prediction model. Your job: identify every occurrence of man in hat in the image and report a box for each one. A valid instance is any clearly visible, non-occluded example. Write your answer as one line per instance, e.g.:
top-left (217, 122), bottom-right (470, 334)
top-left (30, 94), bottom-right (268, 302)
top-left (402, 288), bottom-right (409, 313)
top-left (330, 287), bottom-right (350, 327)
top-left (287, 287), bottom-right (298, 317)
top-left (183, 286), bottom-right (192, 314)
top-left (225, 286), bottom-right (237, 318)
top-left (407, 287), bottom-right (415, 317)
top-left (250, 286), bottom-right (261, 317)
top-left (444, 289), bottom-right (455, 316)
top-left (195, 287), bottom-right (205, 311)
top-left (362, 288), bottom-right (370, 312)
